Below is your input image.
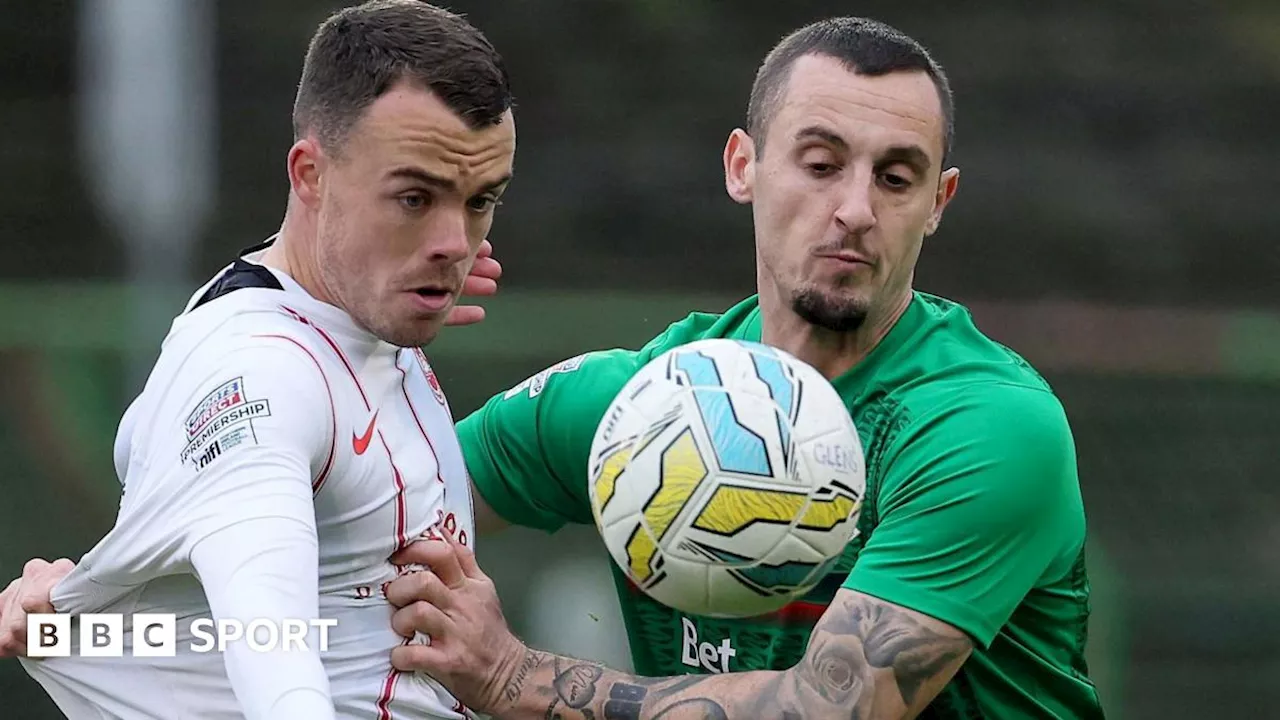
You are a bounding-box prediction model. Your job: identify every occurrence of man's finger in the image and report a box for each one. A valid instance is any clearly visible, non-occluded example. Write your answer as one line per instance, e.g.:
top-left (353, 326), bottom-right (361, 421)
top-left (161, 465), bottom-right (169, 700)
top-left (393, 539), bottom-right (465, 589)
top-left (476, 239), bottom-right (493, 260)
top-left (444, 305), bottom-right (486, 327)
top-left (442, 530), bottom-right (484, 581)
top-left (391, 538), bottom-right (445, 569)
top-left (18, 576), bottom-right (59, 614)
top-left (385, 567), bottom-right (454, 610)
top-left (390, 642), bottom-right (447, 674)
top-left (23, 558), bottom-right (49, 574)
top-left (0, 577), bottom-right (26, 657)
top-left (0, 577), bottom-right (15, 610)
top-left (390, 596), bottom-right (453, 640)
top-left (469, 255), bottom-right (502, 281)
top-left (17, 557), bottom-right (71, 614)
top-left (460, 275), bottom-right (498, 298)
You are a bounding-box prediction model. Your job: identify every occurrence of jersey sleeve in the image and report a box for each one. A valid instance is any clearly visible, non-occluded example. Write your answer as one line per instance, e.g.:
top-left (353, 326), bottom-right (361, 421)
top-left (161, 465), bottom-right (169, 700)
top-left (51, 339), bottom-right (336, 719)
top-left (191, 516), bottom-right (334, 718)
top-left (841, 383), bottom-right (1086, 649)
top-left (457, 350), bottom-right (643, 532)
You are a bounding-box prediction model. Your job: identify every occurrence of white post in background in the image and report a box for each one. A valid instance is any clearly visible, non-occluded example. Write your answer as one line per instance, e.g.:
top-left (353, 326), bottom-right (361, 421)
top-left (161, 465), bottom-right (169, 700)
top-left (77, 0), bottom-right (216, 391)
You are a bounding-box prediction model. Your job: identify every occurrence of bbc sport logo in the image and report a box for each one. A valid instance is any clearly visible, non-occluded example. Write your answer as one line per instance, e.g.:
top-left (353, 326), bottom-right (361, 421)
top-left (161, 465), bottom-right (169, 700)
top-left (27, 614), bottom-right (337, 657)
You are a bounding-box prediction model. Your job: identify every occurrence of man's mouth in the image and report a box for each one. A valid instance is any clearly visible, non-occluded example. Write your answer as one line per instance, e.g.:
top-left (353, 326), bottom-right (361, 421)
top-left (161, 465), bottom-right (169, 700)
top-left (407, 285), bottom-right (455, 312)
top-left (816, 250), bottom-right (872, 266)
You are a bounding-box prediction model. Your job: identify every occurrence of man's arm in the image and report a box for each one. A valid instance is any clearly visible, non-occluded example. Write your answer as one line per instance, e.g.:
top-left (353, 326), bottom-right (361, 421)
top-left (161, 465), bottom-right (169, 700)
top-left (493, 589), bottom-right (970, 720)
top-left (391, 382), bottom-right (1082, 718)
top-left (458, 350), bottom-right (641, 535)
top-left (20, 341), bottom-right (338, 718)
top-left (387, 540), bottom-right (970, 720)
top-left (471, 485), bottom-right (510, 534)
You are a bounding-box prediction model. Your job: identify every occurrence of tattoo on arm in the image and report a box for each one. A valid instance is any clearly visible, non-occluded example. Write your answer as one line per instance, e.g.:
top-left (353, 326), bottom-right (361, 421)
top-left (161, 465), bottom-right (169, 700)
top-left (505, 648), bottom-right (548, 706)
top-left (858, 606), bottom-right (972, 704)
top-left (793, 591), bottom-right (972, 715)
top-left (496, 590), bottom-right (970, 720)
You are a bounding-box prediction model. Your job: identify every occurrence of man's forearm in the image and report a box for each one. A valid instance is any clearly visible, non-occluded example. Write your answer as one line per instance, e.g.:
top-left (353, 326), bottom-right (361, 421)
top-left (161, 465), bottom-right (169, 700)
top-left (488, 589), bottom-right (974, 720)
top-left (491, 646), bottom-right (892, 720)
top-left (492, 647), bottom-right (775, 720)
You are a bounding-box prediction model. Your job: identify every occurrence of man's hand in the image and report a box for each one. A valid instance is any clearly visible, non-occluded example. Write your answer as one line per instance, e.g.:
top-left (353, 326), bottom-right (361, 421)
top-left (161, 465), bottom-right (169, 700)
top-left (0, 558), bottom-right (74, 658)
top-left (386, 534), bottom-right (525, 714)
top-left (445, 240), bottom-right (502, 327)
top-left (384, 563), bottom-right (973, 720)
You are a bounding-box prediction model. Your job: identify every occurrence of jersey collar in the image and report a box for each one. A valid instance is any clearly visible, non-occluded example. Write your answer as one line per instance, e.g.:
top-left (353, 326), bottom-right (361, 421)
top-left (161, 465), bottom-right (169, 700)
top-left (730, 292), bottom-right (926, 393)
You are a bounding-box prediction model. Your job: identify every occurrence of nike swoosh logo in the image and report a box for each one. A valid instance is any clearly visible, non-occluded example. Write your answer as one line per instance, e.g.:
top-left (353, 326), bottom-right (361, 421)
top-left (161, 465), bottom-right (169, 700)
top-left (353, 411), bottom-right (378, 455)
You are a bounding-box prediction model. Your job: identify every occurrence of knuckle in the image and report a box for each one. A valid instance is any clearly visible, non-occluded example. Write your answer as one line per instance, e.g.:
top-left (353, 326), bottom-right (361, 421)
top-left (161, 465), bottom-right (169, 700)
top-left (22, 558), bottom-right (49, 576)
top-left (412, 602), bottom-right (434, 625)
top-left (406, 646), bottom-right (434, 671)
top-left (407, 571), bottom-right (431, 596)
top-left (417, 572), bottom-right (439, 595)
top-left (19, 592), bottom-right (46, 613)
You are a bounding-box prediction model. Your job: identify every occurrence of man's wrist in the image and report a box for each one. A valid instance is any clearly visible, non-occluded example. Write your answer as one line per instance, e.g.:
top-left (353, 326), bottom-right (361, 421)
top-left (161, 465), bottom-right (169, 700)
top-left (486, 639), bottom-right (543, 715)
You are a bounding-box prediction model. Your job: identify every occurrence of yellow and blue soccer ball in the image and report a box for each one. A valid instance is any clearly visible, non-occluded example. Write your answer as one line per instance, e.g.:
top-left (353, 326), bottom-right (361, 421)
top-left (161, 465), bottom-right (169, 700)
top-left (588, 338), bottom-right (865, 618)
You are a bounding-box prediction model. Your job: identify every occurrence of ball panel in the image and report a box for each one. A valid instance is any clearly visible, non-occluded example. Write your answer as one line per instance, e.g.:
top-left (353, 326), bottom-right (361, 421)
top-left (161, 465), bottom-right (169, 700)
top-left (598, 513), bottom-right (645, 582)
top-left (588, 339), bottom-right (868, 619)
top-left (688, 482), bottom-right (809, 536)
top-left (622, 520), bottom-right (662, 587)
top-left (644, 554), bottom-right (711, 616)
top-left (639, 426), bottom-right (709, 542)
top-left (795, 427), bottom-right (866, 559)
top-left (706, 566), bottom-right (781, 618)
top-left (590, 437), bottom-right (636, 527)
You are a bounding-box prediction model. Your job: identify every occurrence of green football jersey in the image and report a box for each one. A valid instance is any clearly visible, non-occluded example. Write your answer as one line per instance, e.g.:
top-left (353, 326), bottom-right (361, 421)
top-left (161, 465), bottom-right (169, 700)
top-left (458, 292), bottom-right (1104, 719)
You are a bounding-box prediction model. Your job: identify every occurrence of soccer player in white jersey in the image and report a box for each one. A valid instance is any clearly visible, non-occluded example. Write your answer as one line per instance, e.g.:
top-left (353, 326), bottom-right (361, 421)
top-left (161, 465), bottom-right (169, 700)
top-left (0, 2), bottom-right (516, 718)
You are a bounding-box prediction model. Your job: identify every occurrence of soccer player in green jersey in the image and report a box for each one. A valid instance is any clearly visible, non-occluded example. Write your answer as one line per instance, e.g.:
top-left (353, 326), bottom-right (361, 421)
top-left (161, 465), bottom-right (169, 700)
top-left (372, 15), bottom-right (1105, 720)
top-left (1, 15), bottom-right (1104, 720)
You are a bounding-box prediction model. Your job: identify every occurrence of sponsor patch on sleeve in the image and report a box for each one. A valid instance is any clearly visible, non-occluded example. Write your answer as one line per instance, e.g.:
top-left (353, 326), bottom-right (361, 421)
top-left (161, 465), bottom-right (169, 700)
top-left (180, 377), bottom-right (272, 471)
top-left (503, 354), bottom-right (589, 399)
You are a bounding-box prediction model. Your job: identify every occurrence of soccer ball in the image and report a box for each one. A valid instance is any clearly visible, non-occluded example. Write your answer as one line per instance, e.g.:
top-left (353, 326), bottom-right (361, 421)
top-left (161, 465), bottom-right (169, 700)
top-left (587, 338), bottom-right (865, 618)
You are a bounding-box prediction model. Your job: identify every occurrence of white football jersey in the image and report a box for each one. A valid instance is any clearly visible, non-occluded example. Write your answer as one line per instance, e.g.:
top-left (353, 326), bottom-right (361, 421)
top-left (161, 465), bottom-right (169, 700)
top-left (21, 240), bottom-right (476, 720)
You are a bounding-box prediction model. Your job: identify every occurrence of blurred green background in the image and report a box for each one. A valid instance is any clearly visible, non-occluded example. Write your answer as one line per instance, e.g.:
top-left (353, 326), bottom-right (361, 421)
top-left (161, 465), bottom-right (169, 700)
top-left (2, 1), bottom-right (1277, 718)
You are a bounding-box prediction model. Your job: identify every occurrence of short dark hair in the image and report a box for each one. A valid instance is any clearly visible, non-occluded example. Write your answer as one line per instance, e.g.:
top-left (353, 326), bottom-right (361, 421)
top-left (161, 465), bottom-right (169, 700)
top-left (747, 17), bottom-right (954, 163)
top-left (292, 0), bottom-right (512, 154)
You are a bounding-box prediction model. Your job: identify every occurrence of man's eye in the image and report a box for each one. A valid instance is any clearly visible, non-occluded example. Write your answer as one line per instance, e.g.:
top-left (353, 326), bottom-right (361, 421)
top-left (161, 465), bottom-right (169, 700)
top-left (807, 163), bottom-right (838, 178)
top-left (399, 193), bottom-right (429, 211)
top-left (467, 195), bottom-right (501, 212)
top-left (880, 173), bottom-right (911, 190)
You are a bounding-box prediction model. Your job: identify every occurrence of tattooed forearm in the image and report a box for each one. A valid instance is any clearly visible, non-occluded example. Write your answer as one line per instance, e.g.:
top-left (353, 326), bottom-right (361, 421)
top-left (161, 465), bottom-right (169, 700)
top-left (504, 648), bottom-right (549, 706)
top-left (492, 590), bottom-right (970, 720)
top-left (552, 656), bottom-right (604, 708)
top-left (808, 592), bottom-right (972, 707)
top-left (791, 589), bottom-right (973, 717)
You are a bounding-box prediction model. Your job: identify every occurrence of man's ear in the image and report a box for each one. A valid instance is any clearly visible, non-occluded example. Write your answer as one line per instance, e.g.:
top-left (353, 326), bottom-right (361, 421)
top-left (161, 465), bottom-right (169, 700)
top-left (724, 129), bottom-right (757, 205)
top-left (925, 167), bottom-right (960, 236)
top-left (287, 138), bottom-right (325, 208)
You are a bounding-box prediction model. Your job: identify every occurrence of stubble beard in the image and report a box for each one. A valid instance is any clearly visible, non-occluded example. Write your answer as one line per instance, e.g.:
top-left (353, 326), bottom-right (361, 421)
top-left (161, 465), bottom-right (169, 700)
top-left (790, 286), bottom-right (869, 333)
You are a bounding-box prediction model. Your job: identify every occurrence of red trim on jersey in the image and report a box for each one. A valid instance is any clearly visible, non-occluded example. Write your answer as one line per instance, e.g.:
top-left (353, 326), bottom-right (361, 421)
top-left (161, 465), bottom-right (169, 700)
top-left (376, 638), bottom-right (413, 719)
top-left (396, 355), bottom-right (446, 487)
top-left (761, 600), bottom-right (828, 625)
top-left (251, 333), bottom-right (337, 493)
top-left (281, 305), bottom-right (410, 551)
top-left (381, 455), bottom-right (410, 552)
top-left (278, 306), bottom-right (368, 405)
